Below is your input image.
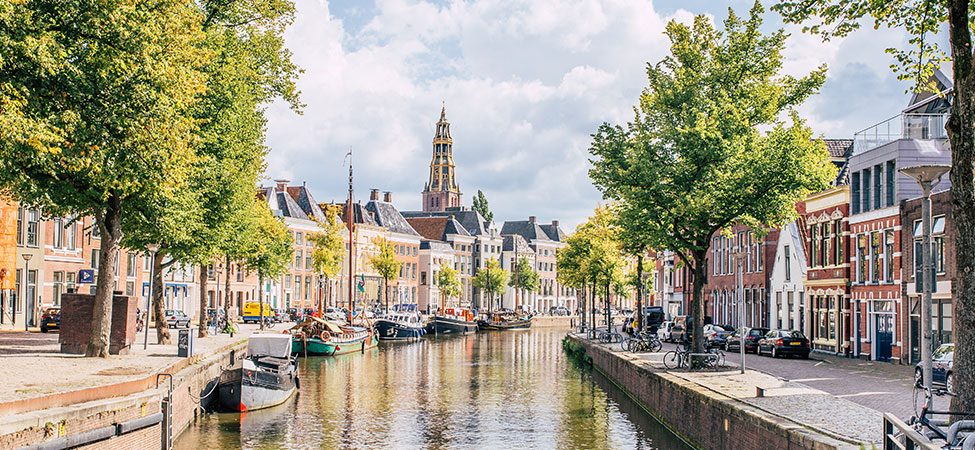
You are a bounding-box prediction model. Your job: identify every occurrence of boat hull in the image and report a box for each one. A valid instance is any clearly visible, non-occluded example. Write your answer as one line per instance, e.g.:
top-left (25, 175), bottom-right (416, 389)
top-left (291, 332), bottom-right (379, 356)
top-left (217, 363), bottom-right (297, 412)
top-left (375, 319), bottom-right (423, 340)
top-left (425, 316), bottom-right (478, 335)
top-left (477, 318), bottom-right (532, 330)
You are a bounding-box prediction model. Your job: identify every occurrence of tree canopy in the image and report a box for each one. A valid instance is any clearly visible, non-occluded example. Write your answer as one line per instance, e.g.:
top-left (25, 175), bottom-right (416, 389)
top-left (435, 263), bottom-right (462, 310)
top-left (368, 237), bottom-right (400, 311)
top-left (472, 257), bottom-right (509, 310)
top-left (588, 3), bottom-right (835, 353)
top-left (472, 190), bottom-right (494, 224)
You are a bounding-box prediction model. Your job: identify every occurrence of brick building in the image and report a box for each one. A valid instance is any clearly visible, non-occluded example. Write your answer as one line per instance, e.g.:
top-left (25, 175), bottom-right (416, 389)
top-left (706, 225), bottom-right (778, 329)
top-left (803, 185), bottom-right (852, 355)
top-left (901, 189), bottom-right (953, 364)
top-left (365, 192), bottom-right (421, 308)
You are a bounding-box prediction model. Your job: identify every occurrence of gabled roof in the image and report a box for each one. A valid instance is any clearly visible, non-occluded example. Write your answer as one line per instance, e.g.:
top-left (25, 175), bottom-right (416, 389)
top-left (502, 234), bottom-right (533, 254)
top-left (501, 220), bottom-right (551, 243)
top-left (407, 216), bottom-right (471, 242)
top-left (402, 209), bottom-right (492, 236)
top-left (366, 200), bottom-right (420, 236)
top-left (337, 202), bottom-right (378, 226)
top-left (420, 239), bottom-right (454, 253)
top-left (538, 223), bottom-right (566, 242)
top-left (822, 139), bottom-right (853, 160)
top-left (286, 185), bottom-right (326, 221)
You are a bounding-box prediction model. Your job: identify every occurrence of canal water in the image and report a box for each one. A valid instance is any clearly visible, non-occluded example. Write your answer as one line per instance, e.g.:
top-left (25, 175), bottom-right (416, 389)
top-left (175, 327), bottom-right (690, 449)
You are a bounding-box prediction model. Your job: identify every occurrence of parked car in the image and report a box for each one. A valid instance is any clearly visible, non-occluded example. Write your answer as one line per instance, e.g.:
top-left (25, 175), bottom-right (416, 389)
top-left (757, 330), bottom-right (810, 358)
top-left (165, 309), bottom-right (191, 329)
top-left (550, 306), bottom-right (570, 316)
top-left (670, 315), bottom-right (713, 343)
top-left (40, 307), bottom-right (60, 333)
top-left (915, 343), bottom-right (954, 391)
top-left (704, 324), bottom-right (733, 348)
top-left (657, 321), bottom-right (674, 342)
top-left (273, 309), bottom-right (286, 323)
top-left (286, 308), bottom-right (299, 321)
top-left (724, 327), bottom-right (770, 353)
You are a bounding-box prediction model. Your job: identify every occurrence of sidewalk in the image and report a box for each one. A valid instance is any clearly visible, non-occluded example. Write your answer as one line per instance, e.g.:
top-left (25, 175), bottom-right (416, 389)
top-left (0, 324), bottom-right (259, 407)
top-left (580, 334), bottom-right (882, 446)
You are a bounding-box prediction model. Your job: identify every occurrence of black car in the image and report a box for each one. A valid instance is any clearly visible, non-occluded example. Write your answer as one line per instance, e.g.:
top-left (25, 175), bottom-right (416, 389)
top-left (40, 307), bottom-right (60, 333)
top-left (757, 330), bottom-right (810, 358)
top-left (725, 327), bottom-right (771, 353)
top-left (915, 343), bottom-right (954, 391)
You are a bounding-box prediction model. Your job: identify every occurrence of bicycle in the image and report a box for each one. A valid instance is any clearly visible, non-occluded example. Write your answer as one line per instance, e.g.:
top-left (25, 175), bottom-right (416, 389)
top-left (904, 387), bottom-right (975, 447)
top-left (663, 342), bottom-right (690, 369)
top-left (621, 332), bottom-right (662, 353)
top-left (598, 330), bottom-right (623, 344)
top-left (262, 316), bottom-right (275, 329)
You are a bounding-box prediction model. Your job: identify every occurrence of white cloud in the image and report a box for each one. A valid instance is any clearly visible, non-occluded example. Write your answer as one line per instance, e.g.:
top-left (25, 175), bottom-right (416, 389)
top-left (264, 0), bottom-right (926, 231)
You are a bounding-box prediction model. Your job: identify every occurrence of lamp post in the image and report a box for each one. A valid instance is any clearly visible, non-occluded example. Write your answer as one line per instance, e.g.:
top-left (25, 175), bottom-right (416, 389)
top-left (732, 249), bottom-right (747, 374)
top-left (144, 244), bottom-right (159, 350)
top-left (899, 164), bottom-right (950, 408)
top-left (22, 253), bottom-right (32, 331)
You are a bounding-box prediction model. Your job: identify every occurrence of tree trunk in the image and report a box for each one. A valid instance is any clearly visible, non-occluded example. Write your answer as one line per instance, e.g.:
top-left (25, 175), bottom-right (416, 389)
top-left (636, 253), bottom-right (644, 333)
top-left (691, 250), bottom-right (708, 354)
top-left (85, 198), bottom-right (122, 357)
top-left (948, 0), bottom-right (975, 412)
top-left (259, 273), bottom-right (265, 331)
top-left (198, 265), bottom-right (208, 338)
top-left (152, 251), bottom-right (170, 345)
top-left (224, 256), bottom-right (232, 319)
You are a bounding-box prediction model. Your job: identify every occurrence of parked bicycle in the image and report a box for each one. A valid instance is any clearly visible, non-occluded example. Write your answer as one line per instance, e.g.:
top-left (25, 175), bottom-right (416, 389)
top-left (621, 331), bottom-right (662, 353)
top-left (598, 330), bottom-right (623, 344)
top-left (902, 386), bottom-right (975, 448)
top-left (663, 341), bottom-right (724, 370)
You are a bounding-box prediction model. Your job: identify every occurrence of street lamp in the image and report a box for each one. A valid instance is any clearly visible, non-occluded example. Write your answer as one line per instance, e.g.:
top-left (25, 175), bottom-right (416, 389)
top-left (732, 249), bottom-right (747, 375)
top-left (22, 253), bottom-right (32, 332)
top-left (144, 244), bottom-right (159, 350)
top-left (899, 164), bottom-right (950, 408)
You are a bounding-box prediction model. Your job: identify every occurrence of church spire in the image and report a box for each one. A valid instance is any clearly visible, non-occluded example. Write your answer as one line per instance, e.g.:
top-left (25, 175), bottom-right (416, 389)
top-left (422, 103), bottom-right (462, 212)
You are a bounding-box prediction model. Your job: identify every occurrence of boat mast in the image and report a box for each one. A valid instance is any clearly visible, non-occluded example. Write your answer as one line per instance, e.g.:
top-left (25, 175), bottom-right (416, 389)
top-left (347, 148), bottom-right (356, 323)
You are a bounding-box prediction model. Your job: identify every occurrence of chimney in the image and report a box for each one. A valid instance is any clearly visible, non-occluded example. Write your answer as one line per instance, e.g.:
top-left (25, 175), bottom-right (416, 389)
top-left (370, 189), bottom-right (379, 201)
top-left (383, 191), bottom-right (392, 203)
top-left (552, 220), bottom-right (559, 228)
top-left (273, 179), bottom-right (290, 191)
top-left (529, 216), bottom-right (536, 224)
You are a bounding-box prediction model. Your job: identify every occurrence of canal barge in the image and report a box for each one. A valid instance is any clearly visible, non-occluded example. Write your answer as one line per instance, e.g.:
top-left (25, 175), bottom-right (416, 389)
top-left (290, 317), bottom-right (378, 356)
top-left (375, 309), bottom-right (425, 340)
top-left (426, 307), bottom-right (478, 335)
top-left (477, 312), bottom-right (532, 330)
top-left (217, 334), bottom-right (298, 412)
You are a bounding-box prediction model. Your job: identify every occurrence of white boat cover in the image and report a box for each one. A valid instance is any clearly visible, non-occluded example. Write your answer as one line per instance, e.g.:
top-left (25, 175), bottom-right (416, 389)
top-left (248, 334), bottom-right (292, 358)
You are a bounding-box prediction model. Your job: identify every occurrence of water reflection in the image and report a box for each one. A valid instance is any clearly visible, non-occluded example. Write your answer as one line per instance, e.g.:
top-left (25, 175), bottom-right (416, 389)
top-left (176, 328), bottom-right (690, 450)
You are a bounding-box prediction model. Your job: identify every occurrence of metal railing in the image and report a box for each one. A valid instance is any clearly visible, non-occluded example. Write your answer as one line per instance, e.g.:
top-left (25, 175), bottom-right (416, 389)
top-left (853, 113), bottom-right (947, 155)
top-left (883, 413), bottom-right (941, 450)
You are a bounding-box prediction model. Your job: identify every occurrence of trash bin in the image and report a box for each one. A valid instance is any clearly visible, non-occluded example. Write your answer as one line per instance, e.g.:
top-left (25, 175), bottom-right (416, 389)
top-left (178, 328), bottom-right (195, 358)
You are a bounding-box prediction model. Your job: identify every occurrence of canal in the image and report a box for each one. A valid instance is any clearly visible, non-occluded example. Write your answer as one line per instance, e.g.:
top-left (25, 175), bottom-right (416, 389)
top-left (175, 327), bottom-right (691, 449)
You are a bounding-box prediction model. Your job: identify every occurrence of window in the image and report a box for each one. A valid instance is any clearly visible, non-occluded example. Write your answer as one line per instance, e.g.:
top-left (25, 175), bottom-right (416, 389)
top-left (26, 209), bottom-right (39, 246)
top-left (821, 222), bottom-right (830, 267)
top-left (127, 252), bottom-right (136, 278)
top-left (304, 276), bottom-right (311, 300)
top-left (295, 250), bottom-right (302, 270)
top-left (421, 271), bottom-right (427, 285)
top-left (305, 254), bottom-right (312, 270)
top-left (66, 220), bottom-right (76, 250)
top-left (834, 219), bottom-right (844, 266)
top-left (886, 160), bottom-right (896, 207)
top-left (785, 245), bottom-right (791, 281)
top-left (871, 231), bottom-right (882, 282)
top-left (858, 235), bottom-right (868, 283)
top-left (295, 275), bottom-right (302, 298)
top-left (873, 164), bottom-right (882, 210)
top-left (53, 218), bottom-right (64, 249)
top-left (862, 168), bottom-right (871, 213)
top-left (16, 207), bottom-right (23, 245)
top-left (91, 249), bottom-right (100, 271)
top-left (885, 230), bottom-right (895, 281)
top-left (66, 272), bottom-right (75, 294)
top-left (284, 274), bottom-right (292, 288)
top-left (125, 281), bottom-right (134, 297)
top-left (851, 172), bottom-right (861, 215)
top-left (53, 271), bottom-right (63, 306)
top-left (810, 226), bottom-right (818, 267)
top-left (236, 266), bottom-right (244, 282)
top-left (713, 237), bottom-right (719, 275)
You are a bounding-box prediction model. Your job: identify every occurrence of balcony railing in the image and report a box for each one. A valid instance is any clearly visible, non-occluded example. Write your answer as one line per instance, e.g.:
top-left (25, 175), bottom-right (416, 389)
top-left (853, 113), bottom-right (947, 155)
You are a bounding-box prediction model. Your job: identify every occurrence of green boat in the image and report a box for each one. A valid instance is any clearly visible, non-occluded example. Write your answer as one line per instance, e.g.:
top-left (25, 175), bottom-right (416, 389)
top-left (289, 317), bottom-right (378, 356)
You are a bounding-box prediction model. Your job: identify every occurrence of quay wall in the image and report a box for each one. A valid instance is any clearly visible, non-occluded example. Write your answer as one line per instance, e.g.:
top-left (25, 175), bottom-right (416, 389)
top-left (0, 340), bottom-right (246, 450)
top-left (567, 335), bottom-right (858, 450)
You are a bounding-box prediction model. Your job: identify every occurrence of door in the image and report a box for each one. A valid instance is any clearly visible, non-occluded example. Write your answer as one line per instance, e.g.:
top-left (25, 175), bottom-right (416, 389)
top-left (875, 315), bottom-right (893, 361)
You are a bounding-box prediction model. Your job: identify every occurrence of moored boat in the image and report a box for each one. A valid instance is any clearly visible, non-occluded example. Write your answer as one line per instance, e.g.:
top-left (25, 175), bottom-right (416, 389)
top-left (426, 307), bottom-right (478, 335)
top-left (375, 311), bottom-right (424, 340)
top-left (289, 317), bottom-right (378, 356)
top-left (217, 334), bottom-right (298, 412)
top-left (477, 312), bottom-right (532, 331)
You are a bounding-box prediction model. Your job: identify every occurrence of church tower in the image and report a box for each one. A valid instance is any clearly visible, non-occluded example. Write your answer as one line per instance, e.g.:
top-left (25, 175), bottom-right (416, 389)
top-left (422, 104), bottom-right (462, 212)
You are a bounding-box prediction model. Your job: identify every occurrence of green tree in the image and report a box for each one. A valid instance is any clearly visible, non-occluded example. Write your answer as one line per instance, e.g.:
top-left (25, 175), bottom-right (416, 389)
top-left (0, 1), bottom-right (207, 356)
top-left (509, 256), bottom-right (540, 310)
top-left (472, 190), bottom-right (494, 224)
top-left (239, 200), bottom-right (292, 330)
top-left (575, 206), bottom-right (627, 332)
top-left (557, 228), bottom-right (593, 321)
top-left (368, 237), bottom-right (400, 313)
top-left (588, 3), bottom-right (835, 354)
top-left (435, 263), bottom-right (462, 311)
top-left (773, 0), bottom-right (975, 414)
top-left (472, 257), bottom-right (509, 312)
top-left (309, 205), bottom-right (346, 314)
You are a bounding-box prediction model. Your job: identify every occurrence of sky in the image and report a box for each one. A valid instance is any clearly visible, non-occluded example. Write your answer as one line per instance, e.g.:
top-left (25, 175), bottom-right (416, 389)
top-left (263, 0), bottom-right (943, 232)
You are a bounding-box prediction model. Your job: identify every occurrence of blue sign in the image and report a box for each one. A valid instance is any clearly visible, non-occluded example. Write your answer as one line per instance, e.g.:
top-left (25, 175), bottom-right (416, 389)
top-left (78, 269), bottom-right (94, 284)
